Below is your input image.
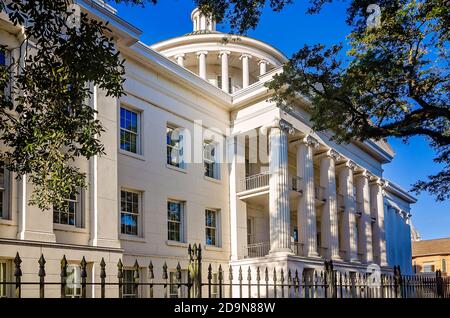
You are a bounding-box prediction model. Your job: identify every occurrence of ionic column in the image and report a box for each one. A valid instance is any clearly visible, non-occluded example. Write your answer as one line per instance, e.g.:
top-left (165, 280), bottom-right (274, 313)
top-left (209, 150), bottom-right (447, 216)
top-left (318, 149), bottom-right (342, 261)
top-left (196, 51), bottom-right (208, 79)
top-left (370, 178), bottom-right (388, 266)
top-left (175, 54), bottom-right (185, 67)
top-left (337, 160), bottom-right (358, 262)
top-left (258, 60), bottom-right (268, 76)
top-left (295, 136), bottom-right (319, 257)
top-left (268, 119), bottom-right (293, 254)
top-left (355, 171), bottom-right (373, 263)
top-left (240, 54), bottom-right (252, 88)
top-left (219, 51), bottom-right (230, 92)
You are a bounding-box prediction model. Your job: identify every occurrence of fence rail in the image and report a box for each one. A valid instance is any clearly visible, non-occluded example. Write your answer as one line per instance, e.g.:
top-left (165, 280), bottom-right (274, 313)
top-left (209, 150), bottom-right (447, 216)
top-left (2, 245), bottom-right (449, 298)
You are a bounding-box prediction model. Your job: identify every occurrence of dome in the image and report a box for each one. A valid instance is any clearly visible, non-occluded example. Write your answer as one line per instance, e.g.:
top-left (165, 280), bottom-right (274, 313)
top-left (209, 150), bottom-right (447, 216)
top-left (150, 8), bottom-right (288, 94)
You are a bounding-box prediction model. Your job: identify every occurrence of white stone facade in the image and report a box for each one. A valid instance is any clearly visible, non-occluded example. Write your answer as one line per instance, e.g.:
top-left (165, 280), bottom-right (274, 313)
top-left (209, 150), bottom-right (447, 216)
top-left (0, 1), bottom-right (417, 297)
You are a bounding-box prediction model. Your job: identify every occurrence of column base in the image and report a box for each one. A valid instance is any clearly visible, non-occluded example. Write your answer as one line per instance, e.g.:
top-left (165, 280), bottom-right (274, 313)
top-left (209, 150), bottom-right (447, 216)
top-left (269, 248), bottom-right (294, 256)
top-left (306, 251), bottom-right (321, 258)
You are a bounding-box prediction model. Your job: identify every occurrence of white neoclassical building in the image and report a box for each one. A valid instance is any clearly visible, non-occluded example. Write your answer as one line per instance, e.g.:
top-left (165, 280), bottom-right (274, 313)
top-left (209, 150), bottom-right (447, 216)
top-left (0, 1), bottom-right (416, 298)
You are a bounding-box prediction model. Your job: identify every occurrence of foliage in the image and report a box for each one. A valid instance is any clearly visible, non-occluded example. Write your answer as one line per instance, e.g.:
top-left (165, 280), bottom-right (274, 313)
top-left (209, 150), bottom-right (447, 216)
top-left (0, 0), bottom-right (125, 210)
top-left (267, 0), bottom-right (449, 201)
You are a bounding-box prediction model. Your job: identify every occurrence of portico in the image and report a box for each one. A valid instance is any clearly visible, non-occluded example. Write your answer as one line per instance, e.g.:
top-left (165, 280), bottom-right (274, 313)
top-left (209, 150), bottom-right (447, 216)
top-left (233, 118), bottom-right (389, 269)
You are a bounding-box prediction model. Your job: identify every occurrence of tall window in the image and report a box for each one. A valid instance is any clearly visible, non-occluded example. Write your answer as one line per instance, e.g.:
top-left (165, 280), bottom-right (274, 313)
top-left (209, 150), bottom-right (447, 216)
top-left (123, 269), bottom-right (138, 298)
top-left (211, 273), bottom-right (222, 298)
top-left (120, 107), bottom-right (140, 154)
top-left (66, 265), bottom-right (82, 298)
top-left (53, 192), bottom-right (82, 227)
top-left (0, 163), bottom-right (10, 219)
top-left (168, 201), bottom-right (184, 242)
top-left (205, 209), bottom-right (219, 246)
top-left (204, 141), bottom-right (219, 179)
top-left (442, 259), bottom-right (447, 273)
top-left (0, 48), bottom-right (9, 95)
top-left (217, 76), bottom-right (232, 93)
top-left (166, 125), bottom-right (184, 168)
top-left (120, 190), bottom-right (140, 236)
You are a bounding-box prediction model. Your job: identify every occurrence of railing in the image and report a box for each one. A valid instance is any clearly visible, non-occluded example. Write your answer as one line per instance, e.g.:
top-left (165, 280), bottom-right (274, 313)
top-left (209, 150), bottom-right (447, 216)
top-left (241, 171), bottom-right (270, 192)
top-left (292, 242), bottom-right (304, 256)
top-left (1, 247), bottom-right (449, 298)
top-left (315, 186), bottom-right (326, 201)
top-left (290, 176), bottom-right (302, 193)
top-left (245, 242), bottom-right (271, 258)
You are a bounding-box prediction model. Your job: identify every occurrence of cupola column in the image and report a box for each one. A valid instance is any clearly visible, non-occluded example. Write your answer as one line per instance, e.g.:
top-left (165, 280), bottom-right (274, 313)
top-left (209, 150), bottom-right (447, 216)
top-left (196, 51), bottom-right (208, 80)
top-left (219, 51), bottom-right (231, 93)
top-left (240, 54), bottom-right (252, 88)
top-left (258, 60), bottom-right (268, 76)
top-left (175, 54), bottom-right (185, 67)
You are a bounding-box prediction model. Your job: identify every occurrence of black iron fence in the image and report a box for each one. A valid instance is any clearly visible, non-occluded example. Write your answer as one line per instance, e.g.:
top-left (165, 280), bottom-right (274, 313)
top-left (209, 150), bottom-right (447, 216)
top-left (3, 244), bottom-right (449, 298)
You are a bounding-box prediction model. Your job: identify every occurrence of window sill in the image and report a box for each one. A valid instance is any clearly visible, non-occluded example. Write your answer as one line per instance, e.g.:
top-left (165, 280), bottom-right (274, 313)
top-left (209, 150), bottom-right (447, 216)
top-left (166, 164), bottom-right (187, 174)
top-left (166, 240), bottom-right (188, 248)
top-left (204, 245), bottom-right (222, 252)
top-left (120, 234), bottom-right (146, 243)
top-left (203, 176), bottom-right (221, 184)
top-left (53, 224), bottom-right (88, 233)
top-left (119, 149), bottom-right (145, 161)
top-left (0, 218), bottom-right (16, 226)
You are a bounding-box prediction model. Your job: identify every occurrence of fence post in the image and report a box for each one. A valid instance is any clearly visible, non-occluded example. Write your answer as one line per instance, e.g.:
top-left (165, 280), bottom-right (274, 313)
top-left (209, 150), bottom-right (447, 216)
top-left (14, 252), bottom-right (22, 298)
top-left (148, 261), bottom-right (154, 298)
top-left (394, 266), bottom-right (402, 298)
top-left (133, 260), bottom-right (140, 298)
top-left (100, 258), bottom-right (106, 299)
top-left (61, 255), bottom-right (68, 298)
top-left (117, 259), bottom-right (123, 298)
top-left (38, 254), bottom-right (46, 298)
top-left (80, 256), bottom-right (87, 298)
top-left (324, 259), bottom-right (336, 298)
top-left (188, 243), bottom-right (202, 298)
top-left (436, 270), bottom-right (443, 298)
top-left (218, 265), bottom-right (223, 298)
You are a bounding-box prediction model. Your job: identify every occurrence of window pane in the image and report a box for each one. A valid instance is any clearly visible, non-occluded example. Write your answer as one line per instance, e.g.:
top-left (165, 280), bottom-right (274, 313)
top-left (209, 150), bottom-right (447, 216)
top-left (120, 191), bottom-right (139, 236)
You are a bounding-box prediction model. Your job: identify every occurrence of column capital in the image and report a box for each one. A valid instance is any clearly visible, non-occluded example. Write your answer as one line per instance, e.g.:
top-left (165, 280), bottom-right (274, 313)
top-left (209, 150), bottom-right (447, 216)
top-left (370, 177), bottom-right (388, 187)
top-left (262, 119), bottom-right (295, 135)
top-left (316, 149), bottom-right (341, 161)
top-left (336, 159), bottom-right (357, 171)
top-left (291, 135), bottom-right (320, 149)
top-left (174, 53), bottom-right (185, 59)
top-left (196, 50), bottom-right (208, 57)
top-left (355, 169), bottom-right (375, 180)
top-left (219, 50), bottom-right (231, 57)
top-left (258, 59), bottom-right (269, 65)
top-left (240, 53), bottom-right (252, 60)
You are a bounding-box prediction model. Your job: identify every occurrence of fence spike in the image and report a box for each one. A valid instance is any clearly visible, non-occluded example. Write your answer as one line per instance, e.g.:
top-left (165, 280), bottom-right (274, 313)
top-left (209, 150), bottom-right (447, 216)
top-left (256, 267), bottom-right (261, 281)
top-left (208, 263), bottom-right (213, 280)
top-left (162, 262), bottom-right (168, 280)
top-left (148, 261), bottom-right (154, 279)
top-left (218, 265), bottom-right (223, 281)
top-left (117, 259), bottom-right (123, 279)
top-left (100, 258), bottom-right (106, 279)
top-left (38, 254), bottom-right (46, 277)
top-left (238, 266), bottom-right (243, 281)
top-left (247, 267), bottom-right (252, 281)
top-left (14, 252), bottom-right (22, 277)
top-left (134, 259), bottom-right (140, 279)
top-left (265, 267), bottom-right (269, 282)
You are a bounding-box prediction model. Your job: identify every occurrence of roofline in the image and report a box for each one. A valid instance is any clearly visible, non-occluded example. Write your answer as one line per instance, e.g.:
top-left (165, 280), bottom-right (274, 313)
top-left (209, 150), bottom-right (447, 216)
top-left (412, 252), bottom-right (450, 258)
top-left (78, 0), bottom-right (142, 43)
top-left (124, 41), bottom-right (232, 107)
top-left (384, 180), bottom-right (418, 204)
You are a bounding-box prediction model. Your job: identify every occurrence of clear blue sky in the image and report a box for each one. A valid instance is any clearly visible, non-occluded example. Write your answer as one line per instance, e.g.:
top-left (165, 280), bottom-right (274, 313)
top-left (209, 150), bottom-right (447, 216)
top-left (109, 0), bottom-right (450, 240)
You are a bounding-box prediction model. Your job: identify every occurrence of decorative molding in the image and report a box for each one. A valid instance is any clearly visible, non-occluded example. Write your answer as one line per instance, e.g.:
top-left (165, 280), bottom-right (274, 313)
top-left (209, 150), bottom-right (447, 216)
top-left (279, 119), bottom-right (294, 135)
top-left (196, 50), bottom-right (208, 57)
